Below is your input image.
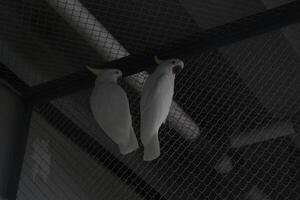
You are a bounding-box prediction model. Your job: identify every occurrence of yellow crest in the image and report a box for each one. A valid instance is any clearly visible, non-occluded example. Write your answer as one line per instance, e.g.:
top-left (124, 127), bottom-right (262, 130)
top-left (86, 65), bottom-right (104, 76)
top-left (154, 56), bottom-right (161, 65)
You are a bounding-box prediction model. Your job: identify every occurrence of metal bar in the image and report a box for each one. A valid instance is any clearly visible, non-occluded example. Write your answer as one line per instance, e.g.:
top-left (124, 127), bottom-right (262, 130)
top-left (25, 1), bottom-right (300, 103)
top-left (44, 0), bottom-right (129, 61)
top-left (6, 104), bottom-right (32, 200)
top-left (0, 63), bottom-right (31, 99)
top-left (0, 64), bottom-right (33, 200)
top-left (230, 122), bottom-right (295, 148)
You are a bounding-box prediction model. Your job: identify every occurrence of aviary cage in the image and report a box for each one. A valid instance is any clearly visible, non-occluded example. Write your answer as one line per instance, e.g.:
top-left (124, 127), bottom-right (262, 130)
top-left (0, 0), bottom-right (299, 200)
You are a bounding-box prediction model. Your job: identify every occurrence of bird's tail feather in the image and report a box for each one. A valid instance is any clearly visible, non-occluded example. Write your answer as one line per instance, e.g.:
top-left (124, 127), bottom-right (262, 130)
top-left (119, 126), bottom-right (139, 155)
top-left (143, 134), bottom-right (160, 161)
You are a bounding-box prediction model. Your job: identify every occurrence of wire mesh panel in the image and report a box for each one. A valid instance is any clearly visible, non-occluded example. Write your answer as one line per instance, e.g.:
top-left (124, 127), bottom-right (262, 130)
top-left (16, 111), bottom-right (145, 200)
top-left (2, 0), bottom-right (292, 85)
top-left (14, 29), bottom-right (299, 200)
top-left (14, 29), bottom-right (299, 199)
top-left (0, 0), bottom-right (299, 200)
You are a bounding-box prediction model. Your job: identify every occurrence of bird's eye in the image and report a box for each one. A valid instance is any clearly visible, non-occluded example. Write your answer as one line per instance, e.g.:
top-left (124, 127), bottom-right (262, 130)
top-left (115, 71), bottom-right (119, 74)
top-left (172, 60), bottom-right (176, 65)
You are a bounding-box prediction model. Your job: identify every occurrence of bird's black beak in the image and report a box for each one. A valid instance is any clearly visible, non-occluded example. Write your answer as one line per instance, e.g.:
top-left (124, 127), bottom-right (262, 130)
top-left (172, 65), bottom-right (183, 75)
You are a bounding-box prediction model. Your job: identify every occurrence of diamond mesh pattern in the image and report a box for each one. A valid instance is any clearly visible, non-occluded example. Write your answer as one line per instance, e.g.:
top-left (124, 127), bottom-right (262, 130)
top-left (0, 1), bottom-right (299, 200)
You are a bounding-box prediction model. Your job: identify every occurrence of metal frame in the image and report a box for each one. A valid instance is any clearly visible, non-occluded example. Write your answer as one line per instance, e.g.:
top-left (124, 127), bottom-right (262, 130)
top-left (6, 105), bottom-right (32, 200)
top-left (0, 64), bottom-right (32, 200)
top-left (0, 1), bottom-right (299, 199)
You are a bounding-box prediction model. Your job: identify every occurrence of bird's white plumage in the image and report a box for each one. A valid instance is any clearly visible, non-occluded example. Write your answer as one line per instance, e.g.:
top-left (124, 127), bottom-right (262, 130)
top-left (140, 58), bottom-right (184, 161)
top-left (90, 69), bottom-right (138, 155)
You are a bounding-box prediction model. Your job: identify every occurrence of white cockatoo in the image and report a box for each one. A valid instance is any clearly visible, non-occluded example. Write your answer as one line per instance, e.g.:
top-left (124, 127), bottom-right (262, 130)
top-left (140, 57), bottom-right (184, 161)
top-left (87, 66), bottom-right (139, 155)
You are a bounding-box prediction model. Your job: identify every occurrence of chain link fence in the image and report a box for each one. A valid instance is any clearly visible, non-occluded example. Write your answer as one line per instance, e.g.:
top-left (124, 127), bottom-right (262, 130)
top-left (0, 0), bottom-right (299, 200)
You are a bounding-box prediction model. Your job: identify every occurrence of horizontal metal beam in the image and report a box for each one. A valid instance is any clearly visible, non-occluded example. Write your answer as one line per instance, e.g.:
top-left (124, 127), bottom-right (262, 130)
top-left (0, 63), bottom-right (31, 99)
top-left (26, 1), bottom-right (300, 104)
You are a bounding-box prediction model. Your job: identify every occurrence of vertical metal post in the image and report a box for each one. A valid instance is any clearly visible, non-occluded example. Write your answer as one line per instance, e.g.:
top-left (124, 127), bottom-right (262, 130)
top-left (6, 104), bottom-right (32, 200)
top-left (0, 69), bottom-right (32, 200)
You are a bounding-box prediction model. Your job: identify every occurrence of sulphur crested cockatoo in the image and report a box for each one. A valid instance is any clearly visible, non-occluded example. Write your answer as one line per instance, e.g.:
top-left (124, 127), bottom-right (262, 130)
top-left (140, 57), bottom-right (184, 161)
top-left (87, 67), bottom-right (139, 155)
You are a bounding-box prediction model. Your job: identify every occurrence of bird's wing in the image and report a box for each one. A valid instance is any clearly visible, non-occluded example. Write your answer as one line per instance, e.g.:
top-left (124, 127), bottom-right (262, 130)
top-left (103, 84), bottom-right (131, 125)
top-left (91, 84), bottom-right (132, 142)
top-left (140, 75), bottom-right (154, 112)
top-left (141, 74), bottom-right (174, 123)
